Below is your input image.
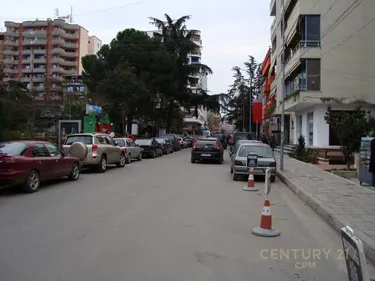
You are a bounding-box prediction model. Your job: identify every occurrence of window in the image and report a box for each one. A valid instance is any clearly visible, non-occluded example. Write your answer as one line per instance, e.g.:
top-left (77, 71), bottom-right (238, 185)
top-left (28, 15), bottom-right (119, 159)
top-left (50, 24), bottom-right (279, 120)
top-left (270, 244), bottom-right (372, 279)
top-left (238, 145), bottom-right (274, 158)
top-left (65, 135), bottom-right (93, 145)
top-left (135, 139), bottom-right (152, 146)
top-left (96, 136), bottom-right (106, 144)
top-left (0, 142), bottom-right (28, 156)
top-left (301, 15), bottom-right (320, 42)
top-left (307, 112), bottom-right (313, 146)
top-left (32, 144), bottom-right (49, 157)
top-left (196, 140), bottom-right (216, 148)
top-left (44, 143), bottom-right (62, 157)
top-left (299, 59), bottom-right (320, 91)
top-left (115, 139), bottom-right (125, 147)
top-left (126, 140), bottom-right (133, 147)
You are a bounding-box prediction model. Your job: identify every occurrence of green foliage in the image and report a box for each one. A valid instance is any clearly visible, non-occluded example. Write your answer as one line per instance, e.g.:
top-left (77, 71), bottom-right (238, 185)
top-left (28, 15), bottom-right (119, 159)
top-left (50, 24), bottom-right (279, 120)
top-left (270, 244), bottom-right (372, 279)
top-left (289, 135), bottom-right (318, 164)
top-left (3, 130), bottom-right (22, 141)
top-left (295, 135), bottom-right (306, 160)
top-left (221, 56), bottom-right (262, 131)
top-left (324, 106), bottom-right (369, 169)
top-left (284, 90), bottom-right (300, 102)
top-left (22, 120), bottom-right (38, 140)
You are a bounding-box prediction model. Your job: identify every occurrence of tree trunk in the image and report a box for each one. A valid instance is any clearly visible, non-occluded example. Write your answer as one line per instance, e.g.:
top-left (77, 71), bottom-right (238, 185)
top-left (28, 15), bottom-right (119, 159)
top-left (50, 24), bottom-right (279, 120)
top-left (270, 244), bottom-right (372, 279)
top-left (166, 101), bottom-right (174, 133)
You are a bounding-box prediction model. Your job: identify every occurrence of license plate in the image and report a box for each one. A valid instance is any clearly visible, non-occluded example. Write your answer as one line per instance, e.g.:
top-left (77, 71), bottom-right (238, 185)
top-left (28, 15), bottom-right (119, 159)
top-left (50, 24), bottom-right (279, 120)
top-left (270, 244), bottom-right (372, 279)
top-left (254, 168), bottom-right (264, 173)
top-left (201, 154), bottom-right (211, 156)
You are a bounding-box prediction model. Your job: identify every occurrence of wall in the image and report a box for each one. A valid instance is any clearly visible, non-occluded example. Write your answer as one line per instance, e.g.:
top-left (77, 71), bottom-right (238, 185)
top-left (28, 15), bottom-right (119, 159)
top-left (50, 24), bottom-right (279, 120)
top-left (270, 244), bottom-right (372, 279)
top-left (88, 35), bottom-right (102, 55)
top-left (0, 32), bottom-right (4, 69)
top-left (78, 27), bottom-right (89, 74)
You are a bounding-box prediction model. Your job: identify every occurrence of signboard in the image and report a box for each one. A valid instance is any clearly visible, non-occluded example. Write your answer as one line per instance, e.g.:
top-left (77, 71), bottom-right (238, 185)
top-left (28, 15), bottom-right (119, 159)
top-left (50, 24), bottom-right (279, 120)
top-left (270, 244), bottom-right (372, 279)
top-left (247, 153), bottom-right (258, 167)
top-left (341, 226), bottom-right (370, 281)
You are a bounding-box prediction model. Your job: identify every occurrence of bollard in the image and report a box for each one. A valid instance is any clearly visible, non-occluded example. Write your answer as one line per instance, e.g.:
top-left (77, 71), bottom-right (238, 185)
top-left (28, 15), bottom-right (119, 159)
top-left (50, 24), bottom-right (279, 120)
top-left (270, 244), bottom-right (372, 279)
top-left (252, 167), bottom-right (280, 237)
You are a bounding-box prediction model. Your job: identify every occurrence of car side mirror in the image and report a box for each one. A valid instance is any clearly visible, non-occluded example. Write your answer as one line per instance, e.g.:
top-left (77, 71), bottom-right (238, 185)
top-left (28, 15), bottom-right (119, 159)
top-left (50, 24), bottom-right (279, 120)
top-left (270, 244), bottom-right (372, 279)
top-left (114, 141), bottom-right (119, 146)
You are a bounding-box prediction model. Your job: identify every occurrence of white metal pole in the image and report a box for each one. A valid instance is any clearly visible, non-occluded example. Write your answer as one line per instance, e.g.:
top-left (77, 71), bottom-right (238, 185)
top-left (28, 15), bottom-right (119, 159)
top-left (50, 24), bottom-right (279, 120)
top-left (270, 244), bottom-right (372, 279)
top-left (280, 0), bottom-right (286, 170)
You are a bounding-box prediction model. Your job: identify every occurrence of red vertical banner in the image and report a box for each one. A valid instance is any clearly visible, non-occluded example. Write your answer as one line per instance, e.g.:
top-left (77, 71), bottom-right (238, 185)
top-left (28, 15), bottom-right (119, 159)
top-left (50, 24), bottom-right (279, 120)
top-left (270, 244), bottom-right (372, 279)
top-left (252, 102), bottom-right (263, 124)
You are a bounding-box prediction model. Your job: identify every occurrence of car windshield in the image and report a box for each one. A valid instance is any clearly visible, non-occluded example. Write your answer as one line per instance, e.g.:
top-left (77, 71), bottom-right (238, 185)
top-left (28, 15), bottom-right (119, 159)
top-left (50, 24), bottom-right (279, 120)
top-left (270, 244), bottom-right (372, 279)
top-left (155, 138), bottom-right (165, 144)
top-left (114, 139), bottom-right (126, 147)
top-left (135, 139), bottom-right (152, 145)
top-left (65, 135), bottom-right (93, 145)
top-left (162, 135), bottom-right (174, 141)
top-left (196, 140), bottom-right (217, 148)
top-left (235, 133), bottom-right (250, 141)
top-left (238, 145), bottom-right (274, 158)
top-left (0, 142), bottom-right (29, 156)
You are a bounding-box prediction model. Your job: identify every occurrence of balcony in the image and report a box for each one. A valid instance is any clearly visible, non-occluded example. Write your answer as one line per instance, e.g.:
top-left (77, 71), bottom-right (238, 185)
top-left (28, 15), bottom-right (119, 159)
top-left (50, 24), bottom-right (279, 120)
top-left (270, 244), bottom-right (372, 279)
top-left (51, 48), bottom-right (64, 55)
top-left (3, 77), bottom-right (17, 82)
top-left (4, 50), bottom-right (18, 56)
top-left (33, 58), bottom-right (47, 64)
top-left (33, 68), bottom-right (47, 74)
top-left (62, 33), bottom-right (79, 40)
top-left (62, 42), bottom-right (78, 49)
top-left (270, 0), bottom-right (276, 16)
top-left (5, 30), bottom-right (18, 37)
top-left (64, 23), bottom-right (79, 30)
top-left (22, 58), bottom-right (32, 64)
top-left (60, 60), bottom-right (77, 67)
top-left (34, 49), bottom-right (47, 55)
top-left (52, 29), bottom-right (66, 37)
top-left (4, 21), bottom-right (20, 28)
top-left (23, 39), bottom-right (47, 46)
top-left (62, 69), bottom-right (77, 75)
top-left (4, 59), bottom-right (18, 65)
top-left (61, 51), bottom-right (78, 58)
top-left (4, 40), bottom-right (19, 46)
top-left (284, 4), bottom-right (300, 45)
top-left (32, 77), bottom-right (46, 82)
top-left (21, 68), bottom-right (32, 73)
top-left (285, 41), bottom-right (321, 78)
top-left (22, 21), bottom-right (48, 27)
top-left (50, 86), bottom-right (63, 92)
top-left (270, 18), bottom-right (277, 39)
top-left (50, 76), bottom-right (64, 82)
top-left (23, 30), bottom-right (47, 38)
top-left (4, 68), bottom-right (18, 74)
top-left (33, 86), bottom-right (45, 92)
top-left (52, 38), bottom-right (65, 45)
top-left (52, 57), bottom-right (64, 64)
top-left (21, 77), bottom-right (32, 82)
top-left (51, 67), bottom-right (64, 73)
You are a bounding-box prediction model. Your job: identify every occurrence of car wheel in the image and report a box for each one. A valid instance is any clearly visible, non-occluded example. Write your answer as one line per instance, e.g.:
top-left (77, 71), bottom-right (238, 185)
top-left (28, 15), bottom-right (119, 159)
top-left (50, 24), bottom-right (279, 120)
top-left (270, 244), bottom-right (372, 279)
top-left (23, 170), bottom-right (41, 193)
top-left (68, 162), bottom-right (80, 181)
top-left (125, 154), bottom-right (131, 164)
top-left (233, 173), bottom-right (239, 181)
top-left (271, 175), bottom-right (276, 183)
top-left (218, 157), bottom-right (223, 164)
top-left (97, 155), bottom-right (107, 173)
top-left (151, 151), bottom-right (156, 158)
top-left (230, 166), bottom-right (233, 174)
top-left (191, 158), bottom-right (195, 163)
top-left (137, 153), bottom-right (142, 161)
top-left (116, 153), bottom-right (126, 168)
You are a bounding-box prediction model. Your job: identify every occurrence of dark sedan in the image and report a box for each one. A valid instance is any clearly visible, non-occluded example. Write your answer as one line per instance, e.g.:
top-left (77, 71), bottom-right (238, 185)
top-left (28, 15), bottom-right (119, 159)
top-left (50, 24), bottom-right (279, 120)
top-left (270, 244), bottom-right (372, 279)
top-left (135, 138), bottom-right (163, 158)
top-left (191, 137), bottom-right (224, 164)
top-left (0, 141), bottom-right (81, 193)
top-left (155, 138), bottom-right (174, 154)
top-left (160, 134), bottom-right (180, 151)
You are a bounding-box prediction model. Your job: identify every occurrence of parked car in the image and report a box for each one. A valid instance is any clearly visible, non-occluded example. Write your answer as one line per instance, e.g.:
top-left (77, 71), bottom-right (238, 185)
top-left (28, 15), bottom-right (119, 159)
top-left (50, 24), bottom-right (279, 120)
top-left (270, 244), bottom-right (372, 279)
top-left (135, 138), bottom-right (164, 158)
top-left (177, 137), bottom-right (187, 149)
top-left (229, 132), bottom-right (254, 153)
top-left (0, 141), bottom-right (81, 193)
top-left (191, 137), bottom-right (224, 164)
top-left (62, 133), bottom-right (126, 173)
top-left (160, 134), bottom-right (181, 151)
top-left (155, 138), bottom-right (174, 154)
top-left (229, 142), bottom-right (276, 182)
top-left (183, 136), bottom-right (194, 148)
top-left (114, 138), bottom-right (143, 163)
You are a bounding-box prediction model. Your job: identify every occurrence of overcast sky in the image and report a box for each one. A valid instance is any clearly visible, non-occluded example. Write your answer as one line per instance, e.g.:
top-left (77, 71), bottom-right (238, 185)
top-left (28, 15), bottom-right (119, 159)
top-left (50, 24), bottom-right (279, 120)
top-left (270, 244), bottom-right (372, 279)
top-left (2, 0), bottom-right (272, 95)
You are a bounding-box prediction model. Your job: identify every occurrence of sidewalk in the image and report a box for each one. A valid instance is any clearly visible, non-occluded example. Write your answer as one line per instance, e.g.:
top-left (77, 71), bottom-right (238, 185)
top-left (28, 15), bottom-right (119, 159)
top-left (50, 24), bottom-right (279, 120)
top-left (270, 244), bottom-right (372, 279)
top-left (275, 153), bottom-right (375, 265)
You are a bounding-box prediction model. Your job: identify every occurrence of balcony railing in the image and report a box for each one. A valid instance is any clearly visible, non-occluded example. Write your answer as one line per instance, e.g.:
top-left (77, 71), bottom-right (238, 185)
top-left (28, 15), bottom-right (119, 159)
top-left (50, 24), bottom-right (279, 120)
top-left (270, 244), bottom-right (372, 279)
top-left (285, 40), bottom-right (320, 65)
top-left (4, 40), bottom-right (19, 46)
top-left (23, 39), bottom-right (47, 46)
top-left (4, 59), bottom-right (18, 65)
top-left (4, 50), bottom-right (18, 55)
top-left (5, 30), bottom-right (18, 37)
top-left (4, 68), bottom-right (18, 74)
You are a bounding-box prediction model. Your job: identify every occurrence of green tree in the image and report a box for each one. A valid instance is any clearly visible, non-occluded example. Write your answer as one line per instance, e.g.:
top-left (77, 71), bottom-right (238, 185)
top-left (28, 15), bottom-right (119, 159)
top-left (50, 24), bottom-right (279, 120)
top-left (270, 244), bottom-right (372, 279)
top-left (324, 106), bottom-right (369, 169)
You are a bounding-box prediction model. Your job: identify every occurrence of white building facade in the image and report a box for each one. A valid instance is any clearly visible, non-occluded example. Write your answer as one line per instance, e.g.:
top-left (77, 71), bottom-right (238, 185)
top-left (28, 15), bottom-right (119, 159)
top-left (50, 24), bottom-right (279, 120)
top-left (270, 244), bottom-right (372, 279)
top-left (269, 0), bottom-right (375, 147)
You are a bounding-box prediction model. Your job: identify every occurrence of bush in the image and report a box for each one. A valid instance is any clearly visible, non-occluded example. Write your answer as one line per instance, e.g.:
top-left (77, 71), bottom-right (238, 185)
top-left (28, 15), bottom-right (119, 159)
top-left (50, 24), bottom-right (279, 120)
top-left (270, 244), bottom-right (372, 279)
top-left (302, 148), bottom-right (318, 164)
top-left (289, 135), bottom-right (318, 164)
top-left (3, 130), bottom-right (22, 141)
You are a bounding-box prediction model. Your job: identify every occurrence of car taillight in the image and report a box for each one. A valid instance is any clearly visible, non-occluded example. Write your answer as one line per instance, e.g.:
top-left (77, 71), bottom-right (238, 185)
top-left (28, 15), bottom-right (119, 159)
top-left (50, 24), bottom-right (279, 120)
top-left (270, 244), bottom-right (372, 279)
top-left (193, 143), bottom-right (197, 149)
top-left (234, 160), bottom-right (243, 166)
top-left (231, 137), bottom-right (234, 143)
top-left (92, 144), bottom-right (98, 152)
top-left (162, 144), bottom-right (165, 148)
top-left (269, 162), bottom-right (276, 167)
top-left (216, 142), bottom-right (220, 150)
top-left (123, 148), bottom-right (127, 153)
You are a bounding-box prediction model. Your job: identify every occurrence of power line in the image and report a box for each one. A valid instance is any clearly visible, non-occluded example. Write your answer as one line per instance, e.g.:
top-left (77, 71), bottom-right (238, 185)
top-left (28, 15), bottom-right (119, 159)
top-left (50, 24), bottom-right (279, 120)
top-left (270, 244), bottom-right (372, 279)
top-left (0, 0), bottom-right (150, 20)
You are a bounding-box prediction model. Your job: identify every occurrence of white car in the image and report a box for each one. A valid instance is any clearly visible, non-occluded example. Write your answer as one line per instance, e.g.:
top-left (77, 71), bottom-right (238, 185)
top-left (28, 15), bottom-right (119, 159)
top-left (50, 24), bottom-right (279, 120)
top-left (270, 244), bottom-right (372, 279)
top-left (177, 137), bottom-right (187, 149)
top-left (114, 138), bottom-right (143, 163)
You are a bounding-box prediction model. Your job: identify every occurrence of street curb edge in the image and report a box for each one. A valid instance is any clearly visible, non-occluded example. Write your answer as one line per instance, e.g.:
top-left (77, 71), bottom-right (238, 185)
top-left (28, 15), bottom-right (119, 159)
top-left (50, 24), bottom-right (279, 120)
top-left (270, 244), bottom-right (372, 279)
top-left (276, 170), bottom-right (375, 266)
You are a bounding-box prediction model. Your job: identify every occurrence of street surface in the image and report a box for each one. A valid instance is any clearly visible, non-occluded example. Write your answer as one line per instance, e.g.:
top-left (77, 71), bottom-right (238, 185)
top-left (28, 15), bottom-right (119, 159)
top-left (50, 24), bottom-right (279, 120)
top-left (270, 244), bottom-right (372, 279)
top-left (1, 149), bottom-right (374, 281)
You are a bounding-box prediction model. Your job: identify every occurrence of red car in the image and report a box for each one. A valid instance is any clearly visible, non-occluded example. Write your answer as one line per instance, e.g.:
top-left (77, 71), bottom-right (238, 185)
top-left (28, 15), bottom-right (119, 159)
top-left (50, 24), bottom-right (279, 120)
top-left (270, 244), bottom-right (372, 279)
top-left (0, 141), bottom-right (81, 193)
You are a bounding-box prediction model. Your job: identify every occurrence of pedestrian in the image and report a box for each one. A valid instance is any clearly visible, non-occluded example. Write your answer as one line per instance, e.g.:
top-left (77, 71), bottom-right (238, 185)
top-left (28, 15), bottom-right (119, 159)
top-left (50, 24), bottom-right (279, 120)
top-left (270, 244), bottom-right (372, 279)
top-left (144, 132), bottom-right (150, 138)
top-left (269, 134), bottom-right (276, 151)
top-left (369, 136), bottom-right (375, 186)
top-left (130, 134), bottom-right (136, 141)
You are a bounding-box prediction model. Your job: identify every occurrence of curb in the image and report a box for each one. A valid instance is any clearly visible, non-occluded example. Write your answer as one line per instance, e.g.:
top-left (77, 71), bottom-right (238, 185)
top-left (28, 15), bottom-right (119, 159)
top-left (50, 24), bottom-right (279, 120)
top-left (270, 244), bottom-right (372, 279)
top-left (277, 170), bottom-right (375, 266)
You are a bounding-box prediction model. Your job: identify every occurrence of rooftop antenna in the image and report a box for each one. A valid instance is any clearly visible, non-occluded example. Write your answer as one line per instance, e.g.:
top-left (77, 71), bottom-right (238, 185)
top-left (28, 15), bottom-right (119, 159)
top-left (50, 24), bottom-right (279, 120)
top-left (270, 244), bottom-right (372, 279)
top-left (55, 6), bottom-right (73, 23)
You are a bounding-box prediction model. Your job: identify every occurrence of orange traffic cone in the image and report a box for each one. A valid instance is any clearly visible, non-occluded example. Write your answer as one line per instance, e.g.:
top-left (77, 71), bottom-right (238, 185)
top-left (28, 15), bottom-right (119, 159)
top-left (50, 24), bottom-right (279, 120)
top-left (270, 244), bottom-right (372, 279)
top-left (252, 199), bottom-right (280, 237)
top-left (243, 168), bottom-right (258, 191)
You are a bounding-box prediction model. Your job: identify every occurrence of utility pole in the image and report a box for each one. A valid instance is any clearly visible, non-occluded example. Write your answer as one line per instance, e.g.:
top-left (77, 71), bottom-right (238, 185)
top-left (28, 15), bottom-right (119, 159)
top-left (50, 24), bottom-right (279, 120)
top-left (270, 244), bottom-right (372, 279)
top-left (242, 92), bottom-right (245, 132)
top-left (249, 73), bottom-right (252, 135)
top-left (280, 0), bottom-right (286, 170)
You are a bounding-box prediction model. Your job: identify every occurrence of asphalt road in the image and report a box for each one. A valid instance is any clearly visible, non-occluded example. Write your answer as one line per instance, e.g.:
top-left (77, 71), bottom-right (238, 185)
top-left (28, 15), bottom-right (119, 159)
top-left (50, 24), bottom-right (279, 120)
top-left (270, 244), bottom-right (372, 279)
top-left (1, 148), bottom-right (373, 281)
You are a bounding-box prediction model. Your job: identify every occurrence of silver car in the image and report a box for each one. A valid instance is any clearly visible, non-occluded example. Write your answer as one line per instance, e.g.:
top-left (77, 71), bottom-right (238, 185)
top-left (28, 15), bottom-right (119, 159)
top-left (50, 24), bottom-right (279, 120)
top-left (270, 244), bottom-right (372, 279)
top-left (114, 138), bottom-right (143, 163)
top-left (230, 141), bottom-right (276, 182)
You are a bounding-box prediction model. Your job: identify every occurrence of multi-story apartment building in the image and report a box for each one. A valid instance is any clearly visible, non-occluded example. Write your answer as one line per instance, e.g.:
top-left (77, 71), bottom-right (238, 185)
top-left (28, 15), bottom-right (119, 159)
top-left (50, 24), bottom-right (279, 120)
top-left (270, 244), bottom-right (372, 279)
top-left (2, 19), bottom-right (100, 104)
top-left (146, 30), bottom-right (208, 132)
top-left (88, 35), bottom-right (102, 55)
top-left (269, 0), bottom-right (375, 147)
top-left (0, 32), bottom-right (4, 71)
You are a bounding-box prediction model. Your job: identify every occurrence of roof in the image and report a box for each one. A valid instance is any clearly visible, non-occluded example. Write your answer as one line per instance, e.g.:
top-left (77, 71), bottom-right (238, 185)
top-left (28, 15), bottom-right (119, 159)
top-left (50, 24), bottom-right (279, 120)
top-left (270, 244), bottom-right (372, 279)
top-left (197, 137), bottom-right (217, 141)
top-left (239, 142), bottom-right (270, 147)
top-left (1, 140), bottom-right (49, 144)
